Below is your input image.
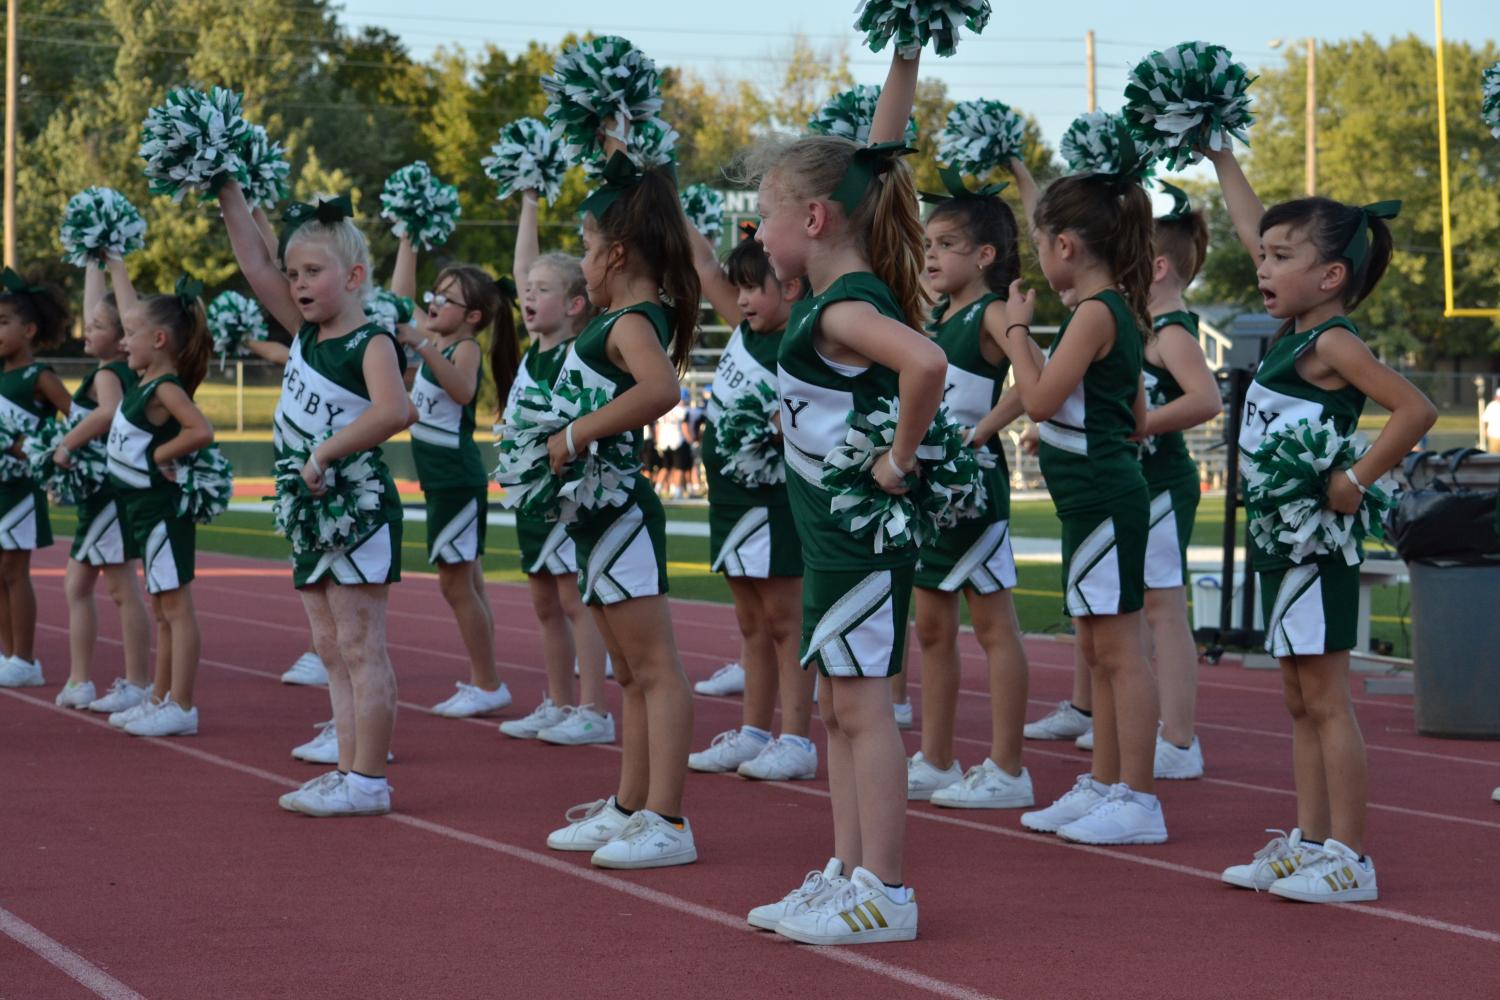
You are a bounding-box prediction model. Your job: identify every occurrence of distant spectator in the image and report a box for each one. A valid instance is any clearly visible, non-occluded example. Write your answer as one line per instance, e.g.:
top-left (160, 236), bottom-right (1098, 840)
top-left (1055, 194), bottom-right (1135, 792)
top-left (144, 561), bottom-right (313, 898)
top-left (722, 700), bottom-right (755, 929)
top-left (1483, 388), bottom-right (1500, 453)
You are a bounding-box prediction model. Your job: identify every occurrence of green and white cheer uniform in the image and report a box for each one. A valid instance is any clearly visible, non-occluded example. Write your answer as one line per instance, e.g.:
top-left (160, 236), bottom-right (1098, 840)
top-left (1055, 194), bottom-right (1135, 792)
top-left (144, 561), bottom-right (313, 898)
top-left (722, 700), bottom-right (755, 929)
top-left (411, 338), bottom-right (488, 564)
top-left (274, 323), bottom-right (404, 588)
top-left (1240, 317), bottom-right (1366, 657)
top-left (69, 361), bottom-right (139, 566)
top-left (915, 294), bottom-right (1016, 594)
top-left (1141, 311), bottom-right (1206, 591)
top-left (558, 303), bottom-right (670, 606)
top-left (705, 321), bottom-right (802, 579)
top-left (106, 374), bottom-right (193, 593)
top-left (507, 339), bottom-right (578, 576)
top-left (1038, 290), bottom-right (1148, 617)
top-left (778, 273), bottom-right (916, 678)
top-left (0, 362), bottom-right (57, 550)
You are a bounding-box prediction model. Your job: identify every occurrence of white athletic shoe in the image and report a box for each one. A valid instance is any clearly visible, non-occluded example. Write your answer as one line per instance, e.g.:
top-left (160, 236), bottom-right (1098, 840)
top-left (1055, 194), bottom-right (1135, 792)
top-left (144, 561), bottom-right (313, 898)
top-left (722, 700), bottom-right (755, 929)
top-left (537, 704), bottom-right (615, 746)
top-left (54, 680), bottom-right (96, 709)
top-left (110, 694), bottom-right (161, 730)
top-left (292, 721), bottom-right (338, 763)
top-left (1154, 729), bottom-right (1205, 780)
top-left (747, 859), bottom-right (847, 930)
top-left (572, 655), bottom-right (615, 679)
top-left (1023, 700), bottom-right (1092, 740)
top-left (892, 700), bottom-right (913, 729)
top-left (1221, 828), bottom-right (1311, 890)
top-left (1057, 784), bottom-right (1168, 845)
top-left (590, 810), bottom-right (697, 869)
top-left (279, 771), bottom-right (342, 813)
top-left (88, 678), bottom-right (149, 714)
top-left (431, 681), bottom-right (512, 718)
top-left (906, 751), bottom-right (962, 801)
top-left (498, 697), bottom-right (566, 739)
top-left (738, 736), bottom-right (818, 781)
top-left (293, 773), bottom-right (391, 817)
top-left (1493, 786), bottom-right (1500, 803)
top-left (1075, 727), bottom-right (1095, 751)
top-left (688, 728), bottom-right (767, 773)
top-left (1269, 839), bottom-right (1378, 903)
top-left (1020, 773), bottom-right (1108, 833)
top-left (775, 866), bottom-right (918, 945)
top-left (930, 759), bottom-right (1035, 809)
top-left (124, 700), bottom-right (198, 737)
top-left (547, 796), bottom-right (633, 852)
top-left (693, 661), bottom-right (745, 696)
top-left (0, 656), bottom-right (43, 687)
top-left (280, 652), bottom-right (328, 686)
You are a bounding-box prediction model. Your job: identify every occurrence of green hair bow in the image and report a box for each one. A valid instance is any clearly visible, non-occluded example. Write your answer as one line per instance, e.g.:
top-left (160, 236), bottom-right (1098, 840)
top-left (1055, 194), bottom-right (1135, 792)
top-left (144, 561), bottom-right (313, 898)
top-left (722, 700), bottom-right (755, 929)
top-left (174, 274), bottom-right (204, 310)
top-left (578, 151), bottom-right (651, 221)
top-left (831, 140), bottom-right (915, 215)
top-left (1157, 181), bottom-right (1192, 221)
top-left (278, 195), bottom-right (354, 261)
top-left (0, 267), bottom-right (42, 295)
top-left (919, 164), bottom-right (1009, 205)
top-left (1342, 200), bottom-right (1401, 272)
top-left (496, 276), bottom-right (518, 301)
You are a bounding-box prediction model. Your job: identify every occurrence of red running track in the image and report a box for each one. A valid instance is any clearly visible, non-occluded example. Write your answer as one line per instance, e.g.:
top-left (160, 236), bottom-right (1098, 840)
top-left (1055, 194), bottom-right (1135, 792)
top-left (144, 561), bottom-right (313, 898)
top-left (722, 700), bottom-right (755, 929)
top-left (4, 545), bottom-right (1499, 999)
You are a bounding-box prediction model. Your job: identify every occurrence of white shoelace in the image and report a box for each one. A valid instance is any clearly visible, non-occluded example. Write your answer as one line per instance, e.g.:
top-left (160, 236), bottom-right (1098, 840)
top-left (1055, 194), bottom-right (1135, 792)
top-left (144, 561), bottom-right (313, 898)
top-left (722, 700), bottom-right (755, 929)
top-left (1249, 829), bottom-right (1297, 868)
top-left (564, 798), bottom-right (610, 824)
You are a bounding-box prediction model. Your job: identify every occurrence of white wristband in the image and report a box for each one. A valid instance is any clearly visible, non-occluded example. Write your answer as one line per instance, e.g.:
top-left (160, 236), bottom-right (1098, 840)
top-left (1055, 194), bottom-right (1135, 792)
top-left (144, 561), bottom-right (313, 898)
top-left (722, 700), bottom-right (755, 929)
top-left (1343, 467), bottom-right (1367, 495)
top-left (564, 423), bottom-right (578, 461)
top-left (886, 451), bottom-right (911, 477)
top-left (308, 452), bottom-right (324, 478)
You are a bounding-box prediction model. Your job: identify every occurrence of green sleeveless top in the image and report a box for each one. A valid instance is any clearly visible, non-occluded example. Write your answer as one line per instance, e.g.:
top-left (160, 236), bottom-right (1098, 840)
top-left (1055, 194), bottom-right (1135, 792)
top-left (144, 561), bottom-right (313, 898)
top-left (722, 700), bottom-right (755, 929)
top-left (553, 301), bottom-right (672, 460)
top-left (705, 321), bottom-right (788, 508)
top-left (777, 272), bottom-right (909, 570)
top-left (71, 360), bottom-right (138, 414)
top-left (504, 339), bottom-right (572, 426)
top-left (410, 338), bottom-right (486, 490)
top-left (929, 292), bottom-right (1010, 520)
top-left (1037, 289), bottom-right (1146, 514)
top-left (107, 374), bottom-right (183, 492)
top-left (1140, 310), bottom-right (1201, 489)
top-left (273, 322), bottom-right (405, 461)
top-left (0, 361), bottom-right (57, 430)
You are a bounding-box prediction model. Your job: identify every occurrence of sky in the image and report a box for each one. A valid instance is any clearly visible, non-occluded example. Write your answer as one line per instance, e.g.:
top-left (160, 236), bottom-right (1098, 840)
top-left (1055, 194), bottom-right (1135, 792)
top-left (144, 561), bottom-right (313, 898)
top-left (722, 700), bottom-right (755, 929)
top-left (337, 0), bottom-right (1497, 154)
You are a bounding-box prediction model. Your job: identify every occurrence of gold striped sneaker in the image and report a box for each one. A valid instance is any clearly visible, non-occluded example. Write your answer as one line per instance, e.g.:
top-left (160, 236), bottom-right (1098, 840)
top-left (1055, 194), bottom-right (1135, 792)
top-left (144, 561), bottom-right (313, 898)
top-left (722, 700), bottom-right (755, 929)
top-left (1221, 828), bottom-right (1311, 890)
top-left (775, 867), bottom-right (917, 945)
top-left (1269, 838), bottom-right (1378, 903)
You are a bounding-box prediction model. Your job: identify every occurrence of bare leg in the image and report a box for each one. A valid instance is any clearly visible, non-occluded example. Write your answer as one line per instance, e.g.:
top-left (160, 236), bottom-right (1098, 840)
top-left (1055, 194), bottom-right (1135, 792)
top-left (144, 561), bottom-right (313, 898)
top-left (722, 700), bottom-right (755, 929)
top-left (761, 577), bottom-right (811, 737)
top-left (437, 561), bottom-right (498, 689)
top-left (328, 584), bottom-right (397, 777)
top-left (64, 560), bottom-right (101, 685)
top-left (1084, 611), bottom-right (1158, 793)
top-left (1146, 586), bottom-right (1198, 746)
top-left (726, 576), bottom-right (775, 732)
top-left (820, 676), bottom-right (862, 869)
top-left (0, 551), bottom-right (36, 660)
top-left (102, 563), bottom-right (152, 687)
top-left (969, 588), bottom-right (1028, 774)
top-left (156, 587), bottom-right (199, 710)
top-left (562, 577), bottom-right (608, 708)
top-left (913, 587), bottom-right (960, 769)
top-left (1071, 641), bottom-right (1092, 711)
top-left (592, 607), bottom-right (648, 811)
top-left (529, 573), bottom-right (576, 707)
top-left (301, 585), bottom-right (354, 772)
top-left (828, 676), bottom-right (907, 883)
top-left (1281, 662), bottom-right (1331, 840)
top-left (1289, 652), bottom-right (1366, 850)
top-left (149, 596), bottom-right (172, 703)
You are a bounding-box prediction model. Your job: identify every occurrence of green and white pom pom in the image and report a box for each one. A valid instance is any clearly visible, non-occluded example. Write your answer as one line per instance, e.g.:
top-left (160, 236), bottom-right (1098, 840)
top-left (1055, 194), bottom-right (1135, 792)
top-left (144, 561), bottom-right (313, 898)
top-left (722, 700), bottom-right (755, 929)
top-left (937, 99), bottom-right (1026, 175)
top-left (207, 290), bottom-right (268, 371)
top-left (272, 432), bottom-right (389, 555)
top-left (1482, 61), bottom-right (1500, 139)
top-left (542, 35), bottom-right (664, 164)
top-left (680, 183), bottom-right (725, 240)
top-left (174, 444), bottom-right (234, 524)
top-left (482, 118), bottom-right (569, 202)
top-left (238, 124), bottom-right (290, 209)
top-left (1123, 42), bottom-right (1255, 170)
top-left (715, 381), bottom-right (784, 487)
top-left (23, 416), bottom-right (106, 505)
top-left (1243, 419), bottom-right (1397, 567)
top-left (138, 86), bottom-right (251, 202)
top-left (807, 85), bottom-right (919, 146)
top-left (622, 117), bottom-right (679, 170)
top-left (59, 187), bottom-right (147, 269)
top-left (854, 0), bottom-right (991, 58)
top-left (1059, 110), bottom-right (1156, 180)
top-left (364, 286), bottom-right (415, 335)
top-left (0, 412), bottom-right (33, 482)
top-left (379, 161), bottom-right (461, 250)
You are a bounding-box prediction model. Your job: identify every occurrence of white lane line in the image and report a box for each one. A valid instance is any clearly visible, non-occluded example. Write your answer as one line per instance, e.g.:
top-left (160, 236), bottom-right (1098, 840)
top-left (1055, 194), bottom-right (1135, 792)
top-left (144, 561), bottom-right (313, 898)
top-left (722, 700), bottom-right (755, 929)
top-left (0, 906), bottom-right (148, 1000)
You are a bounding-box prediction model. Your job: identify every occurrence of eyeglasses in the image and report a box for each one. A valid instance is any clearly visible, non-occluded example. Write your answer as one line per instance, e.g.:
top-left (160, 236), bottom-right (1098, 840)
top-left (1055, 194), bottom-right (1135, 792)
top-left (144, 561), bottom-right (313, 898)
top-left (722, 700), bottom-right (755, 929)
top-left (423, 290), bottom-right (469, 310)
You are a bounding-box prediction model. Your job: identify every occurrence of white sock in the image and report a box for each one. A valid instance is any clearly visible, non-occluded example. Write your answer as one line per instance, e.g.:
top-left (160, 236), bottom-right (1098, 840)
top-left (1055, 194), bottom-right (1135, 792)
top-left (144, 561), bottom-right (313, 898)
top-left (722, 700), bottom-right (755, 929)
top-left (346, 771), bottom-right (388, 795)
top-left (741, 725), bottom-right (771, 743)
top-left (781, 734), bottom-right (815, 751)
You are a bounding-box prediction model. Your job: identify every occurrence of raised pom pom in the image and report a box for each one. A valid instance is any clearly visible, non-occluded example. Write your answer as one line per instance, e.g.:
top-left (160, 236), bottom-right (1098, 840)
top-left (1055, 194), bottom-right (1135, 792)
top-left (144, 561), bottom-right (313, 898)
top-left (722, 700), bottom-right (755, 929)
top-left (1483, 61), bottom-right (1500, 139)
top-left (714, 380), bottom-right (784, 488)
top-left (482, 118), bottom-right (569, 202)
top-left (174, 445), bottom-right (234, 524)
top-left (207, 291), bottom-right (268, 367)
top-left (542, 36), bottom-right (664, 164)
top-left (854, 0), bottom-right (992, 58)
top-left (59, 187), bottom-right (147, 269)
top-left (679, 183), bottom-right (725, 239)
top-left (238, 124), bottom-right (290, 209)
top-left (138, 86), bottom-right (251, 202)
top-left (379, 161), bottom-right (461, 251)
top-left (807, 84), bottom-right (919, 146)
top-left (24, 416), bottom-right (107, 505)
top-left (1123, 42), bottom-right (1256, 170)
top-left (937, 99), bottom-right (1026, 174)
top-left (364, 286), bottom-right (414, 335)
top-left (273, 431), bottom-right (389, 555)
top-left (1059, 110), bottom-right (1156, 180)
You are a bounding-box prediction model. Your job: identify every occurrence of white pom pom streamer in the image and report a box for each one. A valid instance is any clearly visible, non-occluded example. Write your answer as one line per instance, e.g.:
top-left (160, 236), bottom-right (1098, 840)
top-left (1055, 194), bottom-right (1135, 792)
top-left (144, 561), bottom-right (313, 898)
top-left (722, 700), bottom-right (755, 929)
top-left (807, 85), bottom-right (919, 146)
top-left (1483, 61), bottom-right (1500, 139)
top-left (679, 183), bottom-right (724, 239)
top-left (59, 187), bottom-right (147, 269)
top-left (238, 124), bottom-right (290, 209)
top-left (1059, 110), bottom-right (1156, 180)
top-left (1123, 42), bottom-right (1256, 170)
top-left (482, 118), bottom-right (569, 202)
top-left (206, 291), bottom-right (268, 368)
top-left (542, 36), bottom-right (664, 164)
top-left (937, 99), bottom-right (1027, 174)
top-left (138, 86), bottom-right (251, 202)
top-left (853, 0), bottom-right (992, 59)
top-left (379, 161), bottom-right (461, 250)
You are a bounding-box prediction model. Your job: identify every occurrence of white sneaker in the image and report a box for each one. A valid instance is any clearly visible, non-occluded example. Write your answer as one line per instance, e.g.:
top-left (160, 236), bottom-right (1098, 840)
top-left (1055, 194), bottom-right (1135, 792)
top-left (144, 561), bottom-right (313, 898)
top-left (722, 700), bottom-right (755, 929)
top-left (54, 680), bottom-right (96, 709)
top-left (688, 728), bottom-right (767, 773)
top-left (1024, 700), bottom-right (1092, 740)
top-left (293, 773), bottom-right (391, 817)
top-left (537, 704), bottom-right (615, 745)
top-left (0, 656), bottom-right (43, 687)
top-left (1493, 786), bottom-right (1500, 803)
top-left (110, 694), bottom-right (161, 730)
top-left (906, 751), bottom-right (962, 801)
top-left (738, 736), bottom-right (818, 781)
top-left (279, 771), bottom-right (342, 812)
top-left (431, 681), bottom-right (512, 718)
top-left (88, 678), bottom-right (149, 714)
top-left (572, 655), bottom-right (615, 679)
top-left (1057, 783), bottom-right (1168, 845)
top-left (694, 661), bottom-right (745, 696)
top-left (590, 810), bottom-right (697, 869)
top-left (280, 652), bottom-right (327, 686)
top-left (292, 720), bottom-right (338, 763)
top-left (1269, 838), bottom-right (1377, 903)
top-left (775, 866), bottom-right (917, 945)
top-left (930, 759), bottom-right (1034, 809)
top-left (1221, 828), bottom-right (1312, 890)
top-left (124, 700), bottom-right (198, 737)
top-left (547, 796), bottom-right (633, 851)
top-left (1021, 773), bottom-right (1108, 833)
top-left (1154, 729), bottom-right (1204, 779)
top-left (748, 859), bottom-right (847, 930)
top-left (498, 697), bottom-right (566, 739)
top-left (893, 700), bottom-right (913, 729)
top-left (1075, 727), bottom-right (1095, 751)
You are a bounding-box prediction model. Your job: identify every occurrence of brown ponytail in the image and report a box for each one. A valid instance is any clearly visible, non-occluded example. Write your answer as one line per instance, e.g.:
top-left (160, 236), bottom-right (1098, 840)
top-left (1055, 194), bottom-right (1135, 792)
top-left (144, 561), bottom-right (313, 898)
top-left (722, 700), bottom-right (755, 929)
top-left (139, 293), bottom-right (210, 395)
top-left (1035, 174), bottom-right (1154, 334)
top-left (489, 282), bottom-right (520, 414)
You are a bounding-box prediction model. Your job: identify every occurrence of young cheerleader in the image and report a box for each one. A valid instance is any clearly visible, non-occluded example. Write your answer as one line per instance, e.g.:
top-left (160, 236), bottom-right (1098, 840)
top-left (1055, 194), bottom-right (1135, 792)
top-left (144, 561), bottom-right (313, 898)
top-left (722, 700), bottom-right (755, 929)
top-left (0, 270), bottom-right (71, 688)
top-left (102, 279), bottom-right (214, 737)
top-left (745, 51), bottom-right (947, 944)
top-left (52, 261), bottom-right (152, 712)
top-left (684, 221), bottom-right (816, 782)
top-left (999, 167), bottom-right (1168, 846)
top-left (542, 127), bottom-right (699, 867)
top-left (220, 183), bottom-right (411, 815)
top-left (1209, 148), bottom-right (1434, 901)
top-left (905, 181), bottom-right (1036, 809)
top-left (497, 189), bottom-right (613, 745)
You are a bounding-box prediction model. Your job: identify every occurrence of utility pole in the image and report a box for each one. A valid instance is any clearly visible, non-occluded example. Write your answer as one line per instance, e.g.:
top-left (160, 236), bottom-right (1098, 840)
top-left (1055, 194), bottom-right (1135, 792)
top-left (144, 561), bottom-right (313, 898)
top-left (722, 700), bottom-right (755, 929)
top-left (1085, 30), bottom-right (1096, 112)
top-left (4, 0), bottom-right (16, 267)
top-left (1304, 36), bottom-right (1316, 196)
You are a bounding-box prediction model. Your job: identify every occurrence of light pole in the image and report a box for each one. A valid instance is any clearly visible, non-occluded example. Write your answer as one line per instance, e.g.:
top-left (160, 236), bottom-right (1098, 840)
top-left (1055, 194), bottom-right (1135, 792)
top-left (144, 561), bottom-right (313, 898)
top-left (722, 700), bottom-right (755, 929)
top-left (1269, 36), bottom-right (1317, 196)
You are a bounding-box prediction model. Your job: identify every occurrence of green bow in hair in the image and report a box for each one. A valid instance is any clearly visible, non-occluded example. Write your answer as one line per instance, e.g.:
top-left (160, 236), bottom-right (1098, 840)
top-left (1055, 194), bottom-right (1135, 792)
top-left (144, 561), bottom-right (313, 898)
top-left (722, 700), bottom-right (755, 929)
top-left (919, 164), bottom-right (1009, 205)
top-left (496, 276), bottom-right (518, 301)
top-left (578, 152), bottom-right (648, 220)
top-left (278, 195), bottom-right (354, 261)
top-left (0, 267), bottom-right (42, 295)
top-left (1342, 200), bottom-right (1401, 272)
top-left (1157, 181), bottom-right (1192, 221)
top-left (831, 141), bottom-right (915, 215)
top-left (175, 274), bottom-right (204, 311)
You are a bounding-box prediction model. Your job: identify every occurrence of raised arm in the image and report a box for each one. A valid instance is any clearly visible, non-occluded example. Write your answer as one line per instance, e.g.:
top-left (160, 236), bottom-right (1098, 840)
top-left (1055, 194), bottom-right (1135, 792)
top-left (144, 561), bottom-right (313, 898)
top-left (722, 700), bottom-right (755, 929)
top-left (688, 223), bottom-right (741, 326)
top-left (1006, 156), bottom-right (1040, 229)
top-left (83, 264), bottom-right (106, 325)
top-left (219, 180), bottom-right (303, 333)
top-left (105, 257), bottom-right (139, 316)
top-left (251, 205), bottom-right (279, 260)
top-left (1205, 147), bottom-right (1265, 264)
top-left (391, 235), bottom-right (418, 301)
top-left (515, 191), bottom-right (541, 288)
top-left (871, 50), bottom-right (919, 145)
